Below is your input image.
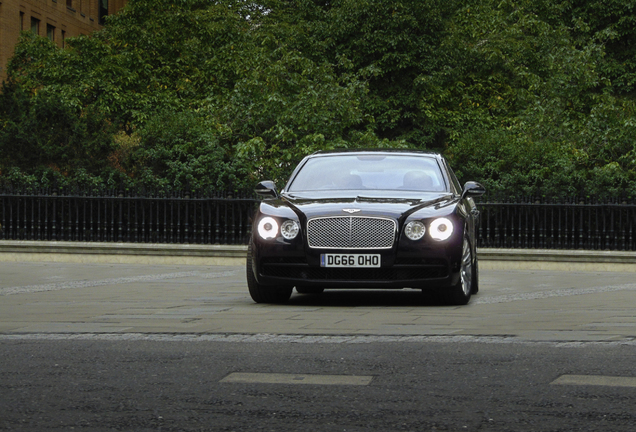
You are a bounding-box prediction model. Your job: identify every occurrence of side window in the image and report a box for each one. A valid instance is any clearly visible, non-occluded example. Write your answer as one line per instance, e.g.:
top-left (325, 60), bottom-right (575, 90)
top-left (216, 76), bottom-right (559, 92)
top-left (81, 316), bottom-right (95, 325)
top-left (445, 162), bottom-right (462, 195)
top-left (31, 17), bottom-right (40, 35)
top-left (99, 0), bottom-right (109, 25)
top-left (47, 24), bottom-right (55, 42)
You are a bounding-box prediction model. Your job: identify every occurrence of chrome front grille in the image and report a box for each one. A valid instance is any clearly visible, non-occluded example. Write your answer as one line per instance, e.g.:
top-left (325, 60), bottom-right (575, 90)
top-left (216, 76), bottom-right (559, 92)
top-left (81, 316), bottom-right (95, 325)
top-left (307, 216), bottom-right (396, 249)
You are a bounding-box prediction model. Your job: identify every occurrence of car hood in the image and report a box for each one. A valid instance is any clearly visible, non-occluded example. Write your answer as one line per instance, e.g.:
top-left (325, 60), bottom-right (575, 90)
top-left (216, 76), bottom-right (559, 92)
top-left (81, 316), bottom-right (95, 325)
top-left (277, 192), bottom-right (458, 222)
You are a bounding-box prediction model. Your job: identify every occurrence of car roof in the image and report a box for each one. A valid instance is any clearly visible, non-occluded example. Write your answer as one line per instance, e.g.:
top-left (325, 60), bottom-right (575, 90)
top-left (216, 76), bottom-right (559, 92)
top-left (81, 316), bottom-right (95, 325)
top-left (309, 149), bottom-right (443, 159)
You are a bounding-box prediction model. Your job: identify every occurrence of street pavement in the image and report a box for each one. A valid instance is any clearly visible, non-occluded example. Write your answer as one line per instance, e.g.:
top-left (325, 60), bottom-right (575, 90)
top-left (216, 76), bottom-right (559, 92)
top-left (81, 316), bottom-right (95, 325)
top-left (2, 261), bottom-right (636, 431)
top-left (2, 336), bottom-right (636, 432)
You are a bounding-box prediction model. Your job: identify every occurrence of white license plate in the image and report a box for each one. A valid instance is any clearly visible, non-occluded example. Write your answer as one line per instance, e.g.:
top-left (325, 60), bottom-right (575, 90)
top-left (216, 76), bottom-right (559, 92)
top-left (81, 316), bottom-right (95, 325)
top-left (320, 254), bottom-right (381, 268)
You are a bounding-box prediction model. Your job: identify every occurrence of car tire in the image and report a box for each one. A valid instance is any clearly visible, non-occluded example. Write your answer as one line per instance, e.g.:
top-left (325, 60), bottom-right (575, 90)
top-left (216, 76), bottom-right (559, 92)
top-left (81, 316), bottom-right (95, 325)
top-left (471, 257), bottom-right (479, 295)
top-left (246, 244), bottom-right (293, 304)
top-left (440, 234), bottom-right (473, 306)
top-left (296, 286), bottom-right (325, 295)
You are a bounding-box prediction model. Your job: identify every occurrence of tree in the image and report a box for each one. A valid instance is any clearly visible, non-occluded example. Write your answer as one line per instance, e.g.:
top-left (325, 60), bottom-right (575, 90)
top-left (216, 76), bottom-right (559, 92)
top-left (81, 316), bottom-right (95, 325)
top-left (0, 79), bottom-right (117, 189)
top-left (260, 0), bottom-right (461, 147)
top-left (2, 0), bottom-right (635, 196)
top-left (434, 0), bottom-right (636, 196)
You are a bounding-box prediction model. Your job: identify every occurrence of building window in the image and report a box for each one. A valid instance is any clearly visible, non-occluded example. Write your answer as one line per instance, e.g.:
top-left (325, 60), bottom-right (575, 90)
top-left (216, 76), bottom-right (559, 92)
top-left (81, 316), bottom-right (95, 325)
top-left (47, 24), bottom-right (55, 41)
top-left (98, 0), bottom-right (108, 25)
top-left (62, 30), bottom-right (66, 48)
top-left (31, 17), bottom-right (40, 35)
top-left (67, 0), bottom-right (73, 8)
top-left (20, 12), bottom-right (25, 31)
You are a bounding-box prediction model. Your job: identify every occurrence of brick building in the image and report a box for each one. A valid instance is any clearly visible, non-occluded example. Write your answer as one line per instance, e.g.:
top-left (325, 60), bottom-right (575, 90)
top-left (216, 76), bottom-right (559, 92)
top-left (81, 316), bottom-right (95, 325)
top-left (0, 0), bottom-right (127, 81)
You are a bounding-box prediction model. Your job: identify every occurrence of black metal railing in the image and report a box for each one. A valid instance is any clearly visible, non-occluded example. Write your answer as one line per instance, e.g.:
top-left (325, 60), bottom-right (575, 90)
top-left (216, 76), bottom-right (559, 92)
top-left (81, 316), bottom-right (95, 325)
top-left (1, 190), bottom-right (635, 250)
top-left (476, 196), bottom-right (636, 251)
top-left (0, 188), bottom-right (258, 245)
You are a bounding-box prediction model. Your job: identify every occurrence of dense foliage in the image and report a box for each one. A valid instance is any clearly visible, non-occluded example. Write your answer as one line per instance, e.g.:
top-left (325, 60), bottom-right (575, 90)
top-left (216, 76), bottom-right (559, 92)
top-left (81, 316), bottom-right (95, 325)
top-left (1, 0), bottom-right (635, 196)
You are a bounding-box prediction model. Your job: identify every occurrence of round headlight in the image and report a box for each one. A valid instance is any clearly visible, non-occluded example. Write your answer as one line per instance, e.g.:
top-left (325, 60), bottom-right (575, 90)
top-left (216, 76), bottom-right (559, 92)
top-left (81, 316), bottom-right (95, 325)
top-left (280, 220), bottom-right (300, 240)
top-left (405, 221), bottom-right (426, 241)
top-left (429, 217), bottom-right (454, 241)
top-left (257, 217), bottom-right (279, 240)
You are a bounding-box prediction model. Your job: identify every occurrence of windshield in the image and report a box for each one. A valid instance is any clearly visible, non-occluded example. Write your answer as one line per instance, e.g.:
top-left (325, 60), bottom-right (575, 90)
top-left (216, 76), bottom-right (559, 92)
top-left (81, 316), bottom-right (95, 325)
top-left (287, 155), bottom-right (447, 192)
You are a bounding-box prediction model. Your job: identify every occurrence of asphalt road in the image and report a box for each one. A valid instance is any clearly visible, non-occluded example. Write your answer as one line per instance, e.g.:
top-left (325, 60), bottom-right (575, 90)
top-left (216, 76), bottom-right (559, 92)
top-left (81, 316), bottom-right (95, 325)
top-left (1, 261), bottom-right (636, 431)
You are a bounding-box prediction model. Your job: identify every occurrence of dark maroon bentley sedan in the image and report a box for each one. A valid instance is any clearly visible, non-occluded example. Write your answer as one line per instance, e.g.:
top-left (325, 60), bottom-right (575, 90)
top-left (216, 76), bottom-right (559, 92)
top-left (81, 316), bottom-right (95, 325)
top-left (246, 150), bottom-right (485, 305)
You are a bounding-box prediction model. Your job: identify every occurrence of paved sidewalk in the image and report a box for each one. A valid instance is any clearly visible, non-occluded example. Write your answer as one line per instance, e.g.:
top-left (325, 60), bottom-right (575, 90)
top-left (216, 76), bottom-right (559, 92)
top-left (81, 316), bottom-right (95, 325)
top-left (1, 261), bottom-right (635, 343)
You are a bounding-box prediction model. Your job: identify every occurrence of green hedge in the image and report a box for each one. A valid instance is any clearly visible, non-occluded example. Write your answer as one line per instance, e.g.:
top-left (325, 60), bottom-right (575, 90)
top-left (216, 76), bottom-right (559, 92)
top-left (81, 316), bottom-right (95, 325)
top-left (1, 0), bottom-right (635, 197)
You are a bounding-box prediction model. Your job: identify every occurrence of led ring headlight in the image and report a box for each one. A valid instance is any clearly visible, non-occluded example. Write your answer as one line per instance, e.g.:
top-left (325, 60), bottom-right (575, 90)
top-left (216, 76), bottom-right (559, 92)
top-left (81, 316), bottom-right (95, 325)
top-left (405, 221), bottom-right (426, 241)
top-left (429, 217), bottom-right (454, 241)
top-left (280, 220), bottom-right (300, 240)
top-left (257, 217), bottom-right (279, 240)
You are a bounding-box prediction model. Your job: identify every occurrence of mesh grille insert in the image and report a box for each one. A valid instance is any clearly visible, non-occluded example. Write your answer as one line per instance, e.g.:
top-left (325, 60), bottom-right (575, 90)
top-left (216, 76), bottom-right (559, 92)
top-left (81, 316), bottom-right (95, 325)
top-left (307, 217), bottom-right (396, 249)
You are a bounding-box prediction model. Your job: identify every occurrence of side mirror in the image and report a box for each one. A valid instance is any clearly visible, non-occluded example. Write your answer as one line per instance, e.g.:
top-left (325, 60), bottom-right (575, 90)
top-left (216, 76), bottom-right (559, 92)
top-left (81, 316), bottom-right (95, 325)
top-left (255, 180), bottom-right (278, 198)
top-left (461, 181), bottom-right (486, 199)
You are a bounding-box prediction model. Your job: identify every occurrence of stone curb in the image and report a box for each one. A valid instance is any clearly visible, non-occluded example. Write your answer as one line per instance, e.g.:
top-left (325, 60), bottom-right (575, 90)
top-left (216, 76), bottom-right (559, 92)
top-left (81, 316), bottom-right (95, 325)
top-left (0, 240), bottom-right (247, 257)
top-left (0, 240), bottom-right (635, 271)
top-left (476, 248), bottom-right (636, 272)
top-left (0, 241), bottom-right (247, 266)
top-left (477, 248), bottom-right (636, 264)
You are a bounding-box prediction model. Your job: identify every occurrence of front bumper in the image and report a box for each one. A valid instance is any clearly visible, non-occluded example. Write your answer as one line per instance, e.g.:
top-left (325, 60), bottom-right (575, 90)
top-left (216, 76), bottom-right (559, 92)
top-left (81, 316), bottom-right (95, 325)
top-left (250, 239), bottom-right (462, 289)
